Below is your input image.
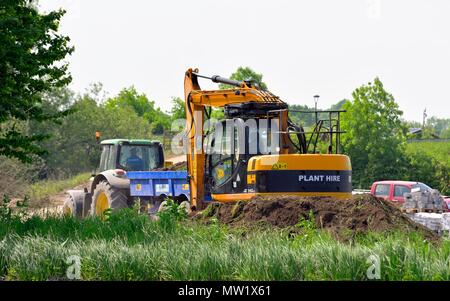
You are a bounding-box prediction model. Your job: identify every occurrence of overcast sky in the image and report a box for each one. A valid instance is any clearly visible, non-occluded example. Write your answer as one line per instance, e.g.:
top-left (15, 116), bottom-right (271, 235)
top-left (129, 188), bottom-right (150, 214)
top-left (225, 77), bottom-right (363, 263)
top-left (39, 0), bottom-right (450, 121)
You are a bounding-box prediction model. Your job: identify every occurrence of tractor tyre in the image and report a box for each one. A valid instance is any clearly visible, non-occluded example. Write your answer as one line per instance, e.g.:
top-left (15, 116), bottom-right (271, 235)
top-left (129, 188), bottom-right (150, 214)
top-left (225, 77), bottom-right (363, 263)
top-left (90, 180), bottom-right (128, 217)
top-left (180, 200), bottom-right (191, 214)
top-left (62, 193), bottom-right (84, 218)
top-left (158, 200), bottom-right (168, 212)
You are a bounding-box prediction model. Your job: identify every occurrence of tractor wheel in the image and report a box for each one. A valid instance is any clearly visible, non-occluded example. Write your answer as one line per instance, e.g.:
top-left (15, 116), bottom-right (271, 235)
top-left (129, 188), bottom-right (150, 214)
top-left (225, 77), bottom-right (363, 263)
top-left (62, 193), bottom-right (84, 218)
top-left (158, 200), bottom-right (168, 212)
top-left (180, 200), bottom-right (191, 214)
top-left (90, 180), bottom-right (128, 217)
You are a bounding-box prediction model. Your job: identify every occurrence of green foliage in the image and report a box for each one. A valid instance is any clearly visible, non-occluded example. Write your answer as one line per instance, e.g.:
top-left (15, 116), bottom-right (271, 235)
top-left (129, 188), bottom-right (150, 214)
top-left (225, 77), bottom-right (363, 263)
top-left (288, 104), bottom-right (315, 128)
top-left (404, 117), bottom-right (450, 139)
top-left (329, 99), bottom-right (349, 111)
top-left (289, 100), bottom-right (349, 131)
top-left (157, 199), bottom-right (188, 224)
top-left (0, 0), bottom-right (74, 163)
top-left (294, 210), bottom-right (318, 245)
top-left (29, 87), bottom-right (155, 176)
top-left (426, 117), bottom-right (450, 138)
top-left (405, 142), bottom-right (450, 194)
top-left (219, 66), bottom-right (268, 90)
top-left (105, 87), bottom-right (170, 135)
top-left (0, 195), bottom-right (29, 222)
top-left (105, 87), bottom-right (154, 118)
top-left (296, 210), bottom-right (317, 230)
top-left (406, 141), bottom-right (450, 168)
top-left (209, 108), bottom-right (225, 120)
top-left (170, 97), bottom-right (185, 121)
top-left (0, 195), bottom-right (12, 222)
top-left (341, 78), bottom-right (409, 188)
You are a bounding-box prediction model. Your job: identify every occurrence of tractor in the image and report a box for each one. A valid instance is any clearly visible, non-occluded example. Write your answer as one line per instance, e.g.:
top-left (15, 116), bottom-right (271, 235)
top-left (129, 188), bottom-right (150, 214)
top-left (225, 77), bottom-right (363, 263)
top-left (62, 138), bottom-right (165, 218)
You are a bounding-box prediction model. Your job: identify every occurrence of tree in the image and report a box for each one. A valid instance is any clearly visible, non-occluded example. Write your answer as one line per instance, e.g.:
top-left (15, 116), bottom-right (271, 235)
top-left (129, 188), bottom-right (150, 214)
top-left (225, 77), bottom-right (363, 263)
top-left (219, 67), bottom-right (268, 90)
top-left (105, 87), bottom-right (170, 134)
top-left (105, 87), bottom-right (154, 118)
top-left (441, 127), bottom-right (450, 139)
top-left (341, 78), bottom-right (409, 188)
top-left (170, 97), bottom-right (185, 121)
top-left (426, 116), bottom-right (450, 138)
top-left (329, 99), bottom-right (349, 111)
top-left (406, 148), bottom-right (449, 194)
top-left (0, 0), bottom-right (74, 163)
top-left (30, 87), bottom-right (156, 176)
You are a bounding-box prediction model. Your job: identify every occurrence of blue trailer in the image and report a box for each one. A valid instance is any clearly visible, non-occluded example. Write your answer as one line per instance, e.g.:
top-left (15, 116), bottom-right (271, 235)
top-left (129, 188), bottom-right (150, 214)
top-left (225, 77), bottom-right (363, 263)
top-left (126, 171), bottom-right (191, 202)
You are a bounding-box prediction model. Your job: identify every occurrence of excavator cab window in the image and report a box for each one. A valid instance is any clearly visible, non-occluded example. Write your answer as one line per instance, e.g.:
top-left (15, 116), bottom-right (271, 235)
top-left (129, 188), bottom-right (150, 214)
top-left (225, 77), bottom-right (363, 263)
top-left (206, 118), bottom-right (278, 195)
top-left (209, 122), bottom-right (240, 188)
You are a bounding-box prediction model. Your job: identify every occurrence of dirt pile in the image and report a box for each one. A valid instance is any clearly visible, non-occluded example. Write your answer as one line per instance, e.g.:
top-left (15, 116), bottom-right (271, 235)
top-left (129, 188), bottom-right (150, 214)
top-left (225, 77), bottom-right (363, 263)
top-left (202, 194), bottom-right (438, 241)
top-left (155, 161), bottom-right (187, 171)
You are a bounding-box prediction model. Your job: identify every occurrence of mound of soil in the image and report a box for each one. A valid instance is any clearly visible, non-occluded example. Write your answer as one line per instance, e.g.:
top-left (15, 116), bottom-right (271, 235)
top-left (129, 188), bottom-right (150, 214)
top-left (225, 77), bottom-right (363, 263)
top-left (202, 195), bottom-right (438, 242)
top-left (155, 161), bottom-right (187, 171)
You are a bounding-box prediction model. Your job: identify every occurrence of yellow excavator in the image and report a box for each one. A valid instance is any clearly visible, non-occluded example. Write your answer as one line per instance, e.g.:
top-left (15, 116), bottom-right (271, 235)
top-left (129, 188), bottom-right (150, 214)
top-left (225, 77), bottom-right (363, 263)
top-left (184, 68), bottom-right (351, 210)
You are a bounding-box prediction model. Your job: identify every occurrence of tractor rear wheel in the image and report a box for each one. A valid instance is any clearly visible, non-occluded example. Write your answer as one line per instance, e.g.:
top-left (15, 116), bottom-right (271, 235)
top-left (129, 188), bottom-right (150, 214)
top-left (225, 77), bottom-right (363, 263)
top-left (90, 180), bottom-right (128, 217)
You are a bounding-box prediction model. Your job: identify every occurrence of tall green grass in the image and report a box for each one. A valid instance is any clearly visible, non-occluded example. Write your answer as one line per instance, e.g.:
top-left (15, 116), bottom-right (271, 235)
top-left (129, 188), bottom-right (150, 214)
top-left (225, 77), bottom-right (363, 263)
top-left (0, 209), bottom-right (449, 281)
top-left (27, 172), bottom-right (91, 206)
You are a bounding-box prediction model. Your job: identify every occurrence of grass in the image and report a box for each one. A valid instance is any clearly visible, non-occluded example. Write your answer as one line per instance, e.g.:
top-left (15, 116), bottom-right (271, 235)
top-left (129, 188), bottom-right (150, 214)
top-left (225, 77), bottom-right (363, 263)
top-left (0, 208), bottom-right (449, 281)
top-left (406, 141), bottom-right (450, 168)
top-left (27, 172), bottom-right (91, 206)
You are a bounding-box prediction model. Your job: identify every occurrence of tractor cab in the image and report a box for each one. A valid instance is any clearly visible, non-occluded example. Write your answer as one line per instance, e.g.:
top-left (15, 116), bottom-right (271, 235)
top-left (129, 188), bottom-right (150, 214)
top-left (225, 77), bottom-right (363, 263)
top-left (98, 139), bottom-right (164, 172)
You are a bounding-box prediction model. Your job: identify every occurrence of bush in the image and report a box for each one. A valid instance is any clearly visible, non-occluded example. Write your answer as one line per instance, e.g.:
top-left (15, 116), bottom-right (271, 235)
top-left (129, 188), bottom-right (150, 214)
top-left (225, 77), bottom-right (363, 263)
top-left (406, 148), bottom-right (449, 194)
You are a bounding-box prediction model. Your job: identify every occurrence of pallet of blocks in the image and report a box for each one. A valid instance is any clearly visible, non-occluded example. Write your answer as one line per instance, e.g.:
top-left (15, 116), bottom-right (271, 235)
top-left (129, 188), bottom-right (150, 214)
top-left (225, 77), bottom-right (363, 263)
top-left (443, 213), bottom-right (450, 231)
top-left (408, 212), bottom-right (443, 233)
top-left (402, 190), bottom-right (443, 213)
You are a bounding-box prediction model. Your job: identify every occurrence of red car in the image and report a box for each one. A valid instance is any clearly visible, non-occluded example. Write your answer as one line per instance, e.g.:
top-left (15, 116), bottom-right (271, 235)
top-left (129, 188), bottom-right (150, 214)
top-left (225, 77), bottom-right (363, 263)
top-left (442, 196), bottom-right (450, 212)
top-left (370, 180), bottom-right (450, 212)
top-left (370, 180), bottom-right (433, 206)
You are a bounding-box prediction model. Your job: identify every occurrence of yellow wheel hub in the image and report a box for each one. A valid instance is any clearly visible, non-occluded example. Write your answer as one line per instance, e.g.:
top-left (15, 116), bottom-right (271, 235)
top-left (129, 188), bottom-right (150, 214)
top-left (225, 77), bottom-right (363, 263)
top-left (96, 192), bottom-right (110, 216)
top-left (63, 205), bottom-right (72, 216)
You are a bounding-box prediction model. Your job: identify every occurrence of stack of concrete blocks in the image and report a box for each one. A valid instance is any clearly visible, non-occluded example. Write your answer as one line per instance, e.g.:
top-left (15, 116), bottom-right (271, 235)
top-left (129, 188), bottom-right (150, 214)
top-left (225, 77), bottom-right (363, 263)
top-left (442, 213), bottom-right (450, 232)
top-left (403, 193), bottom-right (416, 210)
top-left (402, 190), bottom-right (443, 212)
top-left (430, 190), bottom-right (443, 211)
top-left (415, 191), bottom-right (429, 210)
top-left (409, 213), bottom-right (443, 233)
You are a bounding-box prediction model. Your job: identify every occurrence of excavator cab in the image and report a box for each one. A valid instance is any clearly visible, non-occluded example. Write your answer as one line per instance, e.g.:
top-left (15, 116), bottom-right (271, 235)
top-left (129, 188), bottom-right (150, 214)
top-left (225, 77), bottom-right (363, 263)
top-left (205, 102), bottom-right (288, 197)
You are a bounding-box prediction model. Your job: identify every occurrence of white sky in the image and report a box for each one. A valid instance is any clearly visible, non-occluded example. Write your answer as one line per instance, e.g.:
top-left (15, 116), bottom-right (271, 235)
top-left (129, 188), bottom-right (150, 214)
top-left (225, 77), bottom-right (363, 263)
top-left (39, 0), bottom-right (450, 121)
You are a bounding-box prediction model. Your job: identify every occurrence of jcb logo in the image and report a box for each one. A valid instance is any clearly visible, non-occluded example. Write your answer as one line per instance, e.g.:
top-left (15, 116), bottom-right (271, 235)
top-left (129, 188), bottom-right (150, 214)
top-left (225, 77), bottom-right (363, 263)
top-left (271, 163), bottom-right (287, 170)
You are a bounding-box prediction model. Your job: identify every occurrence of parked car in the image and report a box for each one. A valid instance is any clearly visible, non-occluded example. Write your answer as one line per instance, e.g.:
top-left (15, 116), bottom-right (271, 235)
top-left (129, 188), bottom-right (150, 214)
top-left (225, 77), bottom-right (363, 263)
top-left (370, 181), bottom-right (433, 206)
top-left (442, 196), bottom-right (450, 212)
